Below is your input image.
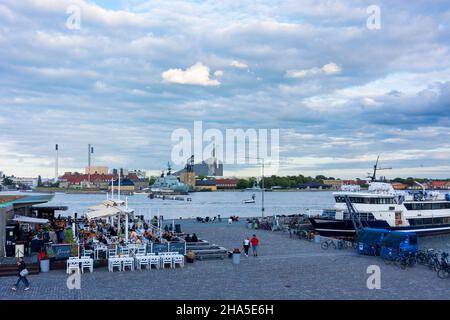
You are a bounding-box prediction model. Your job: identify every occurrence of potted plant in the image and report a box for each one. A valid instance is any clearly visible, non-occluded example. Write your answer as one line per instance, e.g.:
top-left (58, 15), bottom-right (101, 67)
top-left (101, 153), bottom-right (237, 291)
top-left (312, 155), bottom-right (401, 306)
top-left (185, 250), bottom-right (195, 263)
top-left (64, 228), bottom-right (79, 257)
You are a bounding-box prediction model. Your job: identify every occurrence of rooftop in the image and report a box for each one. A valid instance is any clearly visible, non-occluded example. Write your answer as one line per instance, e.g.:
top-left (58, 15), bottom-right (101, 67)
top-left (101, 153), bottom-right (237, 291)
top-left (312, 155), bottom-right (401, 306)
top-left (0, 194), bottom-right (54, 208)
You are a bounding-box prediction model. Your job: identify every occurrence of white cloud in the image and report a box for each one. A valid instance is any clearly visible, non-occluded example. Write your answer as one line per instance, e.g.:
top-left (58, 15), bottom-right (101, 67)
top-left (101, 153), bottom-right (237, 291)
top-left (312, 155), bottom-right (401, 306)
top-left (161, 62), bottom-right (220, 86)
top-left (286, 62), bottom-right (342, 78)
top-left (214, 70), bottom-right (224, 77)
top-left (230, 60), bottom-right (248, 69)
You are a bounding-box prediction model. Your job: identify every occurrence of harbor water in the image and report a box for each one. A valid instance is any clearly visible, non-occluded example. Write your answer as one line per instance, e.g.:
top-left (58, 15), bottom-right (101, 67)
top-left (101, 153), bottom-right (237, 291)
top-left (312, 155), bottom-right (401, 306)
top-left (34, 190), bottom-right (336, 219)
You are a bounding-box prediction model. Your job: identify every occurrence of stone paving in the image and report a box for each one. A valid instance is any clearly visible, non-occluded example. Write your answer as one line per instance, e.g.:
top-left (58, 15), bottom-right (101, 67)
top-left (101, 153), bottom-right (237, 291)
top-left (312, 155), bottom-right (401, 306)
top-left (1, 219), bottom-right (450, 300)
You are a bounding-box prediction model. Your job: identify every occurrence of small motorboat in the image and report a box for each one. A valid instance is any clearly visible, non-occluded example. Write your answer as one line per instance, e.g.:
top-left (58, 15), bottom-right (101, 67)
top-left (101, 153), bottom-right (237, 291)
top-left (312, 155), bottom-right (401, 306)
top-left (242, 194), bottom-right (256, 204)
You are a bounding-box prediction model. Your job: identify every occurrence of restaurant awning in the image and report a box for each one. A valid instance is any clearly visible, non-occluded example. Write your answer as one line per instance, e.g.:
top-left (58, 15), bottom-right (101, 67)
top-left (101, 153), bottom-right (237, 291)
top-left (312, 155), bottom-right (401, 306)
top-left (12, 215), bottom-right (49, 224)
top-left (85, 207), bottom-right (122, 220)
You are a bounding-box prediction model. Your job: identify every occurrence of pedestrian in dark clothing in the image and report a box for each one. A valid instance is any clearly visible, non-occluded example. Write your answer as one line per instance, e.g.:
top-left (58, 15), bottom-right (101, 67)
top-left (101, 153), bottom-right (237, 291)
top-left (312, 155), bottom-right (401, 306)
top-left (12, 258), bottom-right (30, 291)
top-left (191, 233), bottom-right (198, 242)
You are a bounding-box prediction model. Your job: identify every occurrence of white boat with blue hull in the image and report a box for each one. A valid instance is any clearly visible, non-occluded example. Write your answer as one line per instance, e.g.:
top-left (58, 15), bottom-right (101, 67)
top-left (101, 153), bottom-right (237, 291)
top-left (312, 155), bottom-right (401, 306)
top-left (309, 182), bottom-right (450, 237)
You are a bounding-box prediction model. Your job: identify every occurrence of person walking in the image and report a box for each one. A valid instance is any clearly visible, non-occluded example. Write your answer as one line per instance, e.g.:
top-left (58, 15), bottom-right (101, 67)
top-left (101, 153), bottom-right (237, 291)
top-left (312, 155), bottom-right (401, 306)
top-left (250, 234), bottom-right (260, 257)
top-left (11, 258), bottom-right (30, 291)
top-left (243, 237), bottom-right (251, 257)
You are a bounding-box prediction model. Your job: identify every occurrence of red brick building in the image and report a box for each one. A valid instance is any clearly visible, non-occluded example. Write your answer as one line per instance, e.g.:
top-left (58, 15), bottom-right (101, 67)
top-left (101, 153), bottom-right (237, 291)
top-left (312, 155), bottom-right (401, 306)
top-left (215, 179), bottom-right (239, 189)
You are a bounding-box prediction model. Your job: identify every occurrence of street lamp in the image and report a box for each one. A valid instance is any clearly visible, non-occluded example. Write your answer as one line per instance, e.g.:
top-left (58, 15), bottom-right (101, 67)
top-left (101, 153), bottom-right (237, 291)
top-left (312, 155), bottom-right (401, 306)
top-left (246, 157), bottom-right (265, 218)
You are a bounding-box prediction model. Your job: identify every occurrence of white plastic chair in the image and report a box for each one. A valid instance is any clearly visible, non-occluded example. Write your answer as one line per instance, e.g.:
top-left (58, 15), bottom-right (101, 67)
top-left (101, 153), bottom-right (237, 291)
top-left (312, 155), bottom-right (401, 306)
top-left (123, 258), bottom-right (134, 271)
top-left (120, 247), bottom-right (130, 257)
top-left (148, 255), bottom-right (160, 269)
top-left (81, 259), bottom-right (93, 273)
top-left (136, 246), bottom-right (146, 256)
top-left (160, 254), bottom-right (173, 269)
top-left (108, 248), bottom-right (117, 258)
top-left (109, 258), bottom-right (122, 272)
top-left (136, 256), bottom-right (149, 270)
top-left (83, 249), bottom-right (93, 258)
top-left (173, 255), bottom-right (185, 268)
top-left (67, 260), bottom-right (80, 274)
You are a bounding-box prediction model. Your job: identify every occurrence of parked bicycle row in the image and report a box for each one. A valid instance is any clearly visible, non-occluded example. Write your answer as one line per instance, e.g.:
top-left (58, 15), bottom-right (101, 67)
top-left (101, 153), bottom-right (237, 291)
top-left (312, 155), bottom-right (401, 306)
top-left (383, 249), bottom-right (450, 278)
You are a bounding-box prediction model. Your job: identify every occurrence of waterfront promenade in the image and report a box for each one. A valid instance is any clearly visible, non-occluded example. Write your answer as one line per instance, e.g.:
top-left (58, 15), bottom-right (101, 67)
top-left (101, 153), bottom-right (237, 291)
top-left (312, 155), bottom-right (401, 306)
top-left (2, 219), bottom-right (450, 300)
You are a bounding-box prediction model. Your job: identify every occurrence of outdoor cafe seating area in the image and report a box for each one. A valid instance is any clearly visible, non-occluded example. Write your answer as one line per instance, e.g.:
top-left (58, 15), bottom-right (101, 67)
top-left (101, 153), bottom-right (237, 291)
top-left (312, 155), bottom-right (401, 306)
top-left (66, 243), bottom-right (185, 274)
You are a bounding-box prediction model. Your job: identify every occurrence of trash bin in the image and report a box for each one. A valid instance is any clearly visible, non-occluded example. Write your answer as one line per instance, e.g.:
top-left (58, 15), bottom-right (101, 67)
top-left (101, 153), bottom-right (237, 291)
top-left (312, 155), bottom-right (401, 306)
top-left (232, 250), bottom-right (241, 265)
top-left (314, 235), bottom-right (321, 244)
top-left (40, 259), bottom-right (50, 273)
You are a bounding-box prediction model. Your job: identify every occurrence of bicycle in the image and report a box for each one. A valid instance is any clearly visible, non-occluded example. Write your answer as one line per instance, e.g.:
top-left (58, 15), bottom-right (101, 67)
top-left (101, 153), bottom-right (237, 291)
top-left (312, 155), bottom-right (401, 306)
top-left (321, 239), bottom-right (337, 250)
top-left (437, 252), bottom-right (450, 279)
top-left (395, 252), bottom-right (417, 270)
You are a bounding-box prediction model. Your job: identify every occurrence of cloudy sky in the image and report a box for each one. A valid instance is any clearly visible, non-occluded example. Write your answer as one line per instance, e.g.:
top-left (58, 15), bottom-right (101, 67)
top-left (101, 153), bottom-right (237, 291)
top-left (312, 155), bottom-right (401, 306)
top-left (0, 0), bottom-right (449, 179)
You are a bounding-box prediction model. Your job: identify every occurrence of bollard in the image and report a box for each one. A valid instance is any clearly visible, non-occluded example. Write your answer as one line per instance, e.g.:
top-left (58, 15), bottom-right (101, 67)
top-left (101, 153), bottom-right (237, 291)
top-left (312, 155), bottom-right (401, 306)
top-left (314, 235), bottom-right (321, 244)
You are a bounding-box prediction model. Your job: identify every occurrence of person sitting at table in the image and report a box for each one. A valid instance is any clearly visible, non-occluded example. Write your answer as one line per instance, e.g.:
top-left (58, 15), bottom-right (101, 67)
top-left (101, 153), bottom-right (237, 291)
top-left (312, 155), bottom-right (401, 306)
top-left (185, 234), bottom-right (192, 242)
top-left (191, 233), bottom-right (198, 242)
top-left (110, 226), bottom-right (118, 237)
top-left (128, 229), bottom-right (137, 242)
top-left (97, 234), bottom-right (108, 245)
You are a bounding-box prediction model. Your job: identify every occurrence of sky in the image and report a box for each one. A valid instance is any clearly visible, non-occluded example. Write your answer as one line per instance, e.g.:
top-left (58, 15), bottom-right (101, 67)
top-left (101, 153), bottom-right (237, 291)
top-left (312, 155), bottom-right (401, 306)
top-left (0, 0), bottom-right (450, 179)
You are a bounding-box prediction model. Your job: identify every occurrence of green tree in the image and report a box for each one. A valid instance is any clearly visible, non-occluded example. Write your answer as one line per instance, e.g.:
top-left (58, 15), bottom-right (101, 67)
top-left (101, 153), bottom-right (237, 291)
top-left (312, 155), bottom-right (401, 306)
top-left (237, 179), bottom-right (249, 189)
top-left (2, 176), bottom-right (14, 186)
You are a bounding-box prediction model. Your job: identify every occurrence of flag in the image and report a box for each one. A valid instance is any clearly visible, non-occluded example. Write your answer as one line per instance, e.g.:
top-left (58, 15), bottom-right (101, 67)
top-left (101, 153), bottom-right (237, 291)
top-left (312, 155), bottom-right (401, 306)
top-left (91, 146), bottom-right (94, 154)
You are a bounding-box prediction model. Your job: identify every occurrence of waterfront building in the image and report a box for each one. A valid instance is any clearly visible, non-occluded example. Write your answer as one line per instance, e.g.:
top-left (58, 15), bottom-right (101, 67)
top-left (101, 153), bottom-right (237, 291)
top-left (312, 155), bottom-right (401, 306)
top-left (323, 179), bottom-right (343, 190)
top-left (128, 169), bottom-right (147, 179)
top-left (298, 182), bottom-right (332, 190)
top-left (11, 177), bottom-right (38, 188)
top-left (179, 171), bottom-right (196, 189)
top-left (0, 194), bottom-right (61, 257)
top-left (85, 166), bottom-right (109, 175)
top-left (430, 181), bottom-right (450, 190)
top-left (132, 178), bottom-right (149, 191)
top-left (109, 178), bottom-right (135, 194)
top-left (215, 178), bottom-right (239, 189)
top-left (59, 172), bottom-right (116, 189)
top-left (195, 179), bottom-right (217, 191)
top-left (391, 182), bottom-right (409, 190)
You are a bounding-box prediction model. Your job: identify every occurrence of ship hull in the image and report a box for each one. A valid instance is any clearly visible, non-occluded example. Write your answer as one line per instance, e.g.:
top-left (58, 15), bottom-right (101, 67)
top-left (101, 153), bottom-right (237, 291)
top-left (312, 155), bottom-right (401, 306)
top-left (309, 218), bottom-right (450, 237)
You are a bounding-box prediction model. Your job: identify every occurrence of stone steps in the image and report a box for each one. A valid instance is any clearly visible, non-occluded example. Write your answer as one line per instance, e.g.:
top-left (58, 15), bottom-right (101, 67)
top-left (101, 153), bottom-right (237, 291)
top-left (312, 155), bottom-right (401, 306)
top-left (0, 263), bottom-right (40, 277)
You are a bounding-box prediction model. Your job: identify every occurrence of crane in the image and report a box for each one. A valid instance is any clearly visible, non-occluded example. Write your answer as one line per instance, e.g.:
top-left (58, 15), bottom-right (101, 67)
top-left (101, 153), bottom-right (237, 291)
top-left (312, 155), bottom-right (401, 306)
top-left (367, 156), bottom-right (392, 182)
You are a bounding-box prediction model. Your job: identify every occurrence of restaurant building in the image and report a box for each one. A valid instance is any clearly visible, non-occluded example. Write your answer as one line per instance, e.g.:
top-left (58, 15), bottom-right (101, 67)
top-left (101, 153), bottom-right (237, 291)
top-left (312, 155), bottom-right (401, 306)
top-left (0, 195), bottom-right (63, 257)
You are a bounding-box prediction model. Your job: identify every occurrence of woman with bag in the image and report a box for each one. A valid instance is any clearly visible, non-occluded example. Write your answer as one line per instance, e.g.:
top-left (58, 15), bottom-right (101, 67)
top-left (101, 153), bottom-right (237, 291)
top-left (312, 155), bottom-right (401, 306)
top-left (11, 258), bottom-right (30, 291)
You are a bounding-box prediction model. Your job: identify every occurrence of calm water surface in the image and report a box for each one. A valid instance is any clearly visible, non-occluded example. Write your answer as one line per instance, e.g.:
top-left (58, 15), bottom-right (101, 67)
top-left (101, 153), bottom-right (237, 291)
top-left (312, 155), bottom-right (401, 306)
top-left (27, 190), bottom-right (334, 219)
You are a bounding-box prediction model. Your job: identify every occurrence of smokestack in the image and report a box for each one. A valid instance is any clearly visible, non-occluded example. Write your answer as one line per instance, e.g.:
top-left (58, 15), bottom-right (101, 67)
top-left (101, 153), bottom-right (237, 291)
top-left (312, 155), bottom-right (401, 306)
top-left (88, 144), bottom-right (91, 183)
top-left (55, 144), bottom-right (59, 182)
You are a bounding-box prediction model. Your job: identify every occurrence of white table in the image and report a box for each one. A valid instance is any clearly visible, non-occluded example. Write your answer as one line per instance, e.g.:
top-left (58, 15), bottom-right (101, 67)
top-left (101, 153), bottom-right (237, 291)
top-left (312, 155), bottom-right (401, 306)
top-left (94, 245), bottom-right (108, 260)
